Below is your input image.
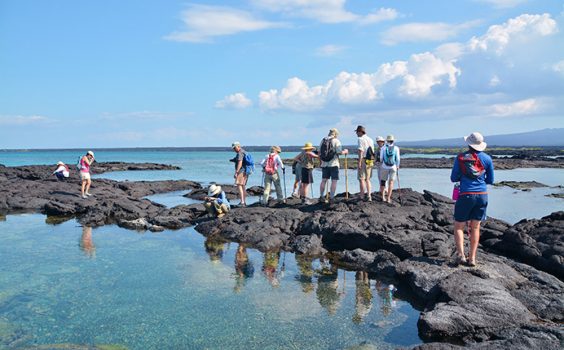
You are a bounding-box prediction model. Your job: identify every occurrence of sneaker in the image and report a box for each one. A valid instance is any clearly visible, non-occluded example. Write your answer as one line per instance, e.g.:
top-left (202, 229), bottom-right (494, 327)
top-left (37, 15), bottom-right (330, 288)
top-left (451, 255), bottom-right (467, 267)
top-left (82, 195), bottom-right (88, 199)
top-left (85, 192), bottom-right (93, 197)
top-left (319, 196), bottom-right (328, 204)
top-left (303, 198), bottom-right (313, 205)
top-left (367, 195), bottom-right (372, 202)
top-left (292, 192), bottom-right (300, 198)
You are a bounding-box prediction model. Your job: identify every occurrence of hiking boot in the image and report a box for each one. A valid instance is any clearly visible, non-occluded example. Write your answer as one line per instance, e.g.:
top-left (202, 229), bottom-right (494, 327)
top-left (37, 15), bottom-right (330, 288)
top-left (451, 255), bottom-right (467, 267)
top-left (82, 195), bottom-right (87, 199)
top-left (319, 196), bottom-right (328, 204)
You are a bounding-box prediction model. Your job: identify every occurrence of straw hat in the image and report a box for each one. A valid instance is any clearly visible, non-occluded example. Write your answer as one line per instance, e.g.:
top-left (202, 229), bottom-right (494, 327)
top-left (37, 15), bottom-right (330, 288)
top-left (57, 161), bottom-right (64, 166)
top-left (464, 132), bottom-right (487, 151)
top-left (208, 184), bottom-right (222, 196)
top-left (301, 142), bottom-right (315, 150)
top-left (271, 146), bottom-right (282, 153)
top-left (87, 151), bottom-right (94, 157)
top-left (231, 141), bottom-right (241, 149)
top-left (376, 136), bottom-right (385, 142)
top-left (386, 135), bottom-right (395, 142)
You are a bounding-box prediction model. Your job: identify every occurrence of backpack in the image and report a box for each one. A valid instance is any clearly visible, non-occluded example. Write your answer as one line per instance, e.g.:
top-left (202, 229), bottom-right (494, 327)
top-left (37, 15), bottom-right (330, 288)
top-left (457, 152), bottom-right (485, 179)
top-left (375, 146), bottom-right (382, 163)
top-left (264, 154), bottom-right (277, 175)
top-left (242, 152), bottom-right (255, 174)
top-left (319, 137), bottom-right (336, 162)
top-left (76, 157), bottom-right (83, 171)
top-left (382, 145), bottom-right (397, 166)
top-left (365, 146), bottom-right (375, 161)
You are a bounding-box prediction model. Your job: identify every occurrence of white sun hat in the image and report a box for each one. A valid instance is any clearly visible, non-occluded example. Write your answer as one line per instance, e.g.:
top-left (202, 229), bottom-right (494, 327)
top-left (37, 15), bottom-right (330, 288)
top-left (376, 136), bottom-right (385, 142)
top-left (57, 161), bottom-right (64, 166)
top-left (208, 184), bottom-right (222, 196)
top-left (464, 132), bottom-right (487, 151)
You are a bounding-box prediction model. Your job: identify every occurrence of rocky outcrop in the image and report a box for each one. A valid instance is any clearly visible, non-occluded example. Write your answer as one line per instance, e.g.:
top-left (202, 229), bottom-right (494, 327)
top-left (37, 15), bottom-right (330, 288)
top-left (494, 180), bottom-right (549, 190)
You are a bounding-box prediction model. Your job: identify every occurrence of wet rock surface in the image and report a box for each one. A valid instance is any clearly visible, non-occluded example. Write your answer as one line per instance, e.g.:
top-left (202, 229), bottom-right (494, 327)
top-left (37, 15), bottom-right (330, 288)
top-left (1, 163), bottom-right (563, 349)
top-left (494, 180), bottom-right (550, 190)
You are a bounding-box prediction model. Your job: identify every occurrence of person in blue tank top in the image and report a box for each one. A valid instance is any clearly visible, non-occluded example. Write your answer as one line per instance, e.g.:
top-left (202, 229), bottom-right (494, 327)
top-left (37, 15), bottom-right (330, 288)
top-left (450, 132), bottom-right (494, 267)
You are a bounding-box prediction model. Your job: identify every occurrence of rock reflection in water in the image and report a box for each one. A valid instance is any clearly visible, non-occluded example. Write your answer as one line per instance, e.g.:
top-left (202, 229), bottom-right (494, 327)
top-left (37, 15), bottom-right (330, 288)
top-left (79, 226), bottom-right (95, 258)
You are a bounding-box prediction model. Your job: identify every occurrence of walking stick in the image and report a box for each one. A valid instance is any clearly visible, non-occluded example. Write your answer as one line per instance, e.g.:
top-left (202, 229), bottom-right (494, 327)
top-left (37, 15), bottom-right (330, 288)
top-left (396, 168), bottom-right (403, 206)
top-left (345, 154), bottom-right (349, 199)
top-left (282, 168), bottom-right (287, 199)
top-left (261, 171), bottom-right (265, 204)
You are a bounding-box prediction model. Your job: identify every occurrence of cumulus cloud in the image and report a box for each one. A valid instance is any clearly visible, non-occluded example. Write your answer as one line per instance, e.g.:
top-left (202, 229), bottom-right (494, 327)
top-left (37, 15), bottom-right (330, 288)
top-left (488, 98), bottom-right (539, 117)
top-left (469, 13), bottom-right (558, 54)
top-left (164, 5), bottom-right (286, 42)
top-left (0, 115), bottom-right (49, 125)
top-left (381, 21), bottom-right (480, 45)
top-left (253, 0), bottom-right (397, 24)
top-left (315, 44), bottom-right (347, 56)
top-left (215, 93), bottom-right (253, 109)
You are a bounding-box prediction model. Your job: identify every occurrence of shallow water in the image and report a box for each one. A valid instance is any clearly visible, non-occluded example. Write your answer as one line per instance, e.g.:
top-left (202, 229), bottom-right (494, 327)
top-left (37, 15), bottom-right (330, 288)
top-left (0, 214), bottom-right (421, 350)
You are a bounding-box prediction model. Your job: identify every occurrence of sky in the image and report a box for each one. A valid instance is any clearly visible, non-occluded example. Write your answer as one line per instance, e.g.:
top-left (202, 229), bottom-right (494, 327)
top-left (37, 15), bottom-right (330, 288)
top-left (0, 0), bottom-right (563, 149)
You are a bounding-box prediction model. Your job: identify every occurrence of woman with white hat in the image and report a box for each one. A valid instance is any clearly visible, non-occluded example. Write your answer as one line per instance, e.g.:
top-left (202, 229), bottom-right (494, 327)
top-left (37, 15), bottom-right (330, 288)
top-left (53, 161), bottom-right (70, 180)
top-left (450, 132), bottom-right (495, 267)
top-left (204, 184), bottom-right (231, 218)
top-left (79, 151), bottom-right (95, 199)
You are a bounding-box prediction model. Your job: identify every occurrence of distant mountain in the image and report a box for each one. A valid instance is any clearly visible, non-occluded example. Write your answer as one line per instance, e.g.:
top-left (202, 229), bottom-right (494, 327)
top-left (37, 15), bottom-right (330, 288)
top-left (400, 128), bottom-right (564, 147)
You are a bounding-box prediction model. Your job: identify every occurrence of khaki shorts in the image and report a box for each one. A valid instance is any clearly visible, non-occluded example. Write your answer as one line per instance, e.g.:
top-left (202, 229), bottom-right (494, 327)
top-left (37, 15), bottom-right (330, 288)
top-left (235, 172), bottom-right (248, 186)
top-left (379, 167), bottom-right (397, 182)
top-left (80, 172), bottom-right (91, 181)
top-left (358, 162), bottom-right (372, 180)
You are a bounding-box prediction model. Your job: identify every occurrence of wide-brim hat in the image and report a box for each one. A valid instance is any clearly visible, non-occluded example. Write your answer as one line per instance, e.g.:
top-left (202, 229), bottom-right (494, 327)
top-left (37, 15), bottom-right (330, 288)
top-left (57, 161), bottom-right (64, 166)
top-left (301, 142), bottom-right (315, 150)
top-left (231, 141), bottom-right (241, 149)
top-left (87, 151), bottom-right (94, 157)
top-left (376, 136), bottom-right (385, 142)
top-left (354, 125), bottom-right (365, 133)
top-left (386, 135), bottom-right (395, 142)
top-left (271, 146), bottom-right (282, 153)
top-left (208, 184), bottom-right (221, 196)
top-left (464, 132), bottom-right (487, 151)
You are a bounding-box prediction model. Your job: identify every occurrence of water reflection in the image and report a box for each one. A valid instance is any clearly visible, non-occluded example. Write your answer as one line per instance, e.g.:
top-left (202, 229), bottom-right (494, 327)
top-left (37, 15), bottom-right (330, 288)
top-left (79, 226), bottom-right (95, 258)
top-left (353, 271), bottom-right (373, 324)
top-left (376, 281), bottom-right (398, 317)
top-left (295, 254), bottom-right (315, 293)
top-left (315, 257), bottom-right (344, 315)
top-left (234, 244), bottom-right (255, 293)
top-left (262, 251), bottom-right (281, 288)
top-left (204, 236), bottom-right (227, 263)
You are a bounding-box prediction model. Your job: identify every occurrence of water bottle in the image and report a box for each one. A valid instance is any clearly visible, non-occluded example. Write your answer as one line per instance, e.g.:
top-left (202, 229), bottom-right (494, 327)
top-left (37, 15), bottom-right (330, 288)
top-left (452, 182), bottom-right (460, 201)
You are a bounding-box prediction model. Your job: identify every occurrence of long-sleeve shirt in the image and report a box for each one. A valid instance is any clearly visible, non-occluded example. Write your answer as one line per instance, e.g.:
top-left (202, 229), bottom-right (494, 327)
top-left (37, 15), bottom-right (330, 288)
top-left (260, 153), bottom-right (284, 171)
top-left (379, 145), bottom-right (400, 170)
top-left (214, 191), bottom-right (230, 209)
top-left (450, 151), bottom-right (494, 194)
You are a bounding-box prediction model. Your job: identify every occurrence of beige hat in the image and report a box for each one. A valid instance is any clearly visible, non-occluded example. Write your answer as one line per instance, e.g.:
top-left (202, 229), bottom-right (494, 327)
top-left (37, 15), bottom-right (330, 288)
top-left (301, 142), bottom-right (315, 150)
top-left (386, 135), bottom-right (395, 142)
top-left (329, 128), bottom-right (339, 137)
top-left (376, 136), bottom-right (385, 142)
top-left (271, 146), bottom-right (282, 153)
top-left (231, 141), bottom-right (241, 149)
top-left (464, 132), bottom-right (487, 151)
top-left (87, 151), bottom-right (94, 157)
top-left (208, 184), bottom-right (222, 196)
top-left (57, 161), bottom-right (64, 166)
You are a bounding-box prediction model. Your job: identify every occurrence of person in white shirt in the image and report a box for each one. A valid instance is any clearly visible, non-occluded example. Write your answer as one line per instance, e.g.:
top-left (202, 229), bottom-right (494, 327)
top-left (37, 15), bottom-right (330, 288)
top-left (260, 146), bottom-right (285, 205)
top-left (355, 125), bottom-right (375, 201)
top-left (53, 161), bottom-right (69, 180)
top-left (379, 135), bottom-right (401, 203)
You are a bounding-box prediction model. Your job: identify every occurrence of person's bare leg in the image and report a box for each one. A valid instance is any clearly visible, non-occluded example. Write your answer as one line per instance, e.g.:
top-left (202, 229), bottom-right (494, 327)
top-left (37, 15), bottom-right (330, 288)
top-left (330, 180), bottom-right (338, 198)
top-left (468, 220), bottom-right (481, 264)
top-left (366, 179), bottom-right (372, 200)
top-left (237, 185), bottom-right (245, 204)
top-left (85, 179), bottom-right (91, 195)
top-left (81, 180), bottom-right (86, 197)
top-left (454, 221), bottom-right (466, 260)
top-left (386, 180), bottom-right (394, 202)
top-left (380, 181), bottom-right (386, 201)
top-left (320, 178), bottom-right (327, 198)
top-left (359, 179), bottom-right (366, 198)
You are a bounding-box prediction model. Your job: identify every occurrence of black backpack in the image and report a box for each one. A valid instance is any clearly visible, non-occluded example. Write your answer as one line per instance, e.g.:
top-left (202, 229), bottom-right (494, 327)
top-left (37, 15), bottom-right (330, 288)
top-left (365, 146), bottom-right (375, 161)
top-left (319, 137), bottom-right (336, 162)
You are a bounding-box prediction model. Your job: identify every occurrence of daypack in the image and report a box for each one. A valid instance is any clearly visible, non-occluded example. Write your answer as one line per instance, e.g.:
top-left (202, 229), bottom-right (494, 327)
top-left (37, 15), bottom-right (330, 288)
top-left (365, 146), bottom-right (375, 161)
top-left (243, 152), bottom-right (255, 174)
top-left (264, 154), bottom-right (277, 175)
top-left (382, 145), bottom-right (397, 166)
top-left (375, 146), bottom-right (382, 163)
top-left (457, 152), bottom-right (485, 179)
top-left (76, 157), bottom-right (83, 171)
top-left (319, 137), bottom-right (336, 162)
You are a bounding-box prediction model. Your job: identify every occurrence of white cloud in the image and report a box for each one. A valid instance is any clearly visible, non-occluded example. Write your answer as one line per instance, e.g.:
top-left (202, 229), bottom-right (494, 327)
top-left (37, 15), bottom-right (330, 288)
top-left (0, 115), bottom-right (49, 125)
top-left (469, 13), bottom-right (558, 54)
top-left (381, 21), bottom-right (480, 45)
top-left (552, 60), bottom-right (564, 74)
top-left (315, 44), bottom-right (346, 57)
top-left (398, 52), bottom-right (461, 97)
top-left (164, 5), bottom-right (286, 43)
top-left (474, 0), bottom-right (528, 9)
top-left (215, 93), bottom-right (253, 109)
top-left (259, 77), bottom-right (328, 112)
top-left (489, 75), bottom-right (501, 87)
top-left (489, 98), bottom-right (539, 117)
top-left (253, 1), bottom-right (397, 25)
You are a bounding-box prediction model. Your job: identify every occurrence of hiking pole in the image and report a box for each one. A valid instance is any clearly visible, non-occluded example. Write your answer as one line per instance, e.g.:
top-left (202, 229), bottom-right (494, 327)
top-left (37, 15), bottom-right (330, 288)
top-left (344, 154), bottom-right (349, 199)
top-left (261, 171), bottom-right (265, 205)
top-left (397, 168), bottom-right (403, 206)
top-left (282, 168), bottom-right (287, 200)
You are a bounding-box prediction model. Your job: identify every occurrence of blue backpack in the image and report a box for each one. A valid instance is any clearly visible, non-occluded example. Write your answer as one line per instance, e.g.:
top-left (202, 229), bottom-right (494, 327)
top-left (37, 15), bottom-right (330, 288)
top-left (243, 152), bottom-right (255, 174)
top-left (382, 145), bottom-right (397, 166)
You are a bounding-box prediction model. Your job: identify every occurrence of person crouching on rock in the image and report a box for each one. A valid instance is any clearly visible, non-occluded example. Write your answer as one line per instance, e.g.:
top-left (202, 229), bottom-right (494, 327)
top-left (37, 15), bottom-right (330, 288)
top-left (260, 146), bottom-right (285, 205)
top-left (79, 151), bottom-right (95, 199)
top-left (450, 132), bottom-right (494, 267)
top-left (293, 142), bottom-right (319, 205)
top-left (204, 184), bottom-right (230, 218)
top-left (53, 161), bottom-right (70, 181)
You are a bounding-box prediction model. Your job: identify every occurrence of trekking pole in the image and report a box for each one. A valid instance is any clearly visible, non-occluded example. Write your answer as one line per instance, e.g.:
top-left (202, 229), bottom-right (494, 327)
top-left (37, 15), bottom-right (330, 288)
top-left (396, 168), bottom-right (403, 206)
top-left (261, 171), bottom-right (265, 204)
top-left (345, 154), bottom-right (349, 199)
top-left (282, 168), bottom-right (287, 199)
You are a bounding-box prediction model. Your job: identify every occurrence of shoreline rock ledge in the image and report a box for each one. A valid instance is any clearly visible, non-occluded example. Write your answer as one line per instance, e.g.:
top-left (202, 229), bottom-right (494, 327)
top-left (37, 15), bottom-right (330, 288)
top-left (0, 163), bottom-right (562, 349)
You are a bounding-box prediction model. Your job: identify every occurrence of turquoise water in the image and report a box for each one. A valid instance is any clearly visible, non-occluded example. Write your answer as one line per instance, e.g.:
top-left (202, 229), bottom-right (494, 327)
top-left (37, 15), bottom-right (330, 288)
top-left (1, 149), bottom-right (562, 223)
top-left (0, 214), bottom-right (419, 349)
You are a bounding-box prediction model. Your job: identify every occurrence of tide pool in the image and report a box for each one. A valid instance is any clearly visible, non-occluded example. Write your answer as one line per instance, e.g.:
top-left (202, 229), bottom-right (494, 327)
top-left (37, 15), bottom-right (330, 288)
top-left (0, 214), bottom-right (420, 349)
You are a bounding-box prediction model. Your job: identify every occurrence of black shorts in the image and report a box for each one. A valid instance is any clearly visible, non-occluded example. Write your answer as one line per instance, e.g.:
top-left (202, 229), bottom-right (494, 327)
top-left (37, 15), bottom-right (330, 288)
top-left (321, 166), bottom-right (339, 180)
top-left (301, 168), bottom-right (314, 184)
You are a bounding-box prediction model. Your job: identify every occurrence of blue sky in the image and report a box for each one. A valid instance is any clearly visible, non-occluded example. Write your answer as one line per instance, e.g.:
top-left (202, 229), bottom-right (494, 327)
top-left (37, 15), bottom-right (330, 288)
top-left (0, 0), bottom-right (563, 148)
